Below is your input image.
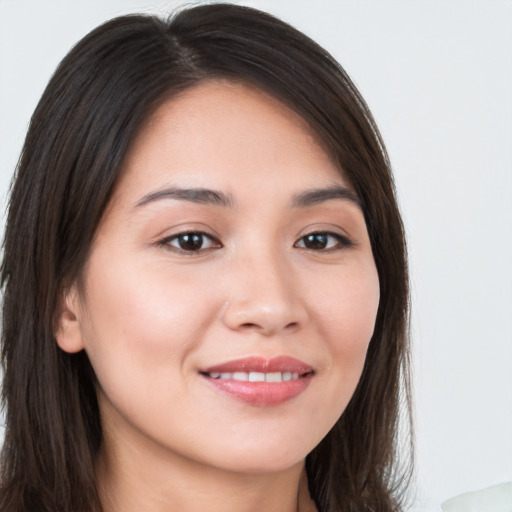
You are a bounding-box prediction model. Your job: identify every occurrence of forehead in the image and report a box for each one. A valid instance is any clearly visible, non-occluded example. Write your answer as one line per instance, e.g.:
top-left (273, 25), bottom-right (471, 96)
top-left (116, 80), bottom-right (348, 203)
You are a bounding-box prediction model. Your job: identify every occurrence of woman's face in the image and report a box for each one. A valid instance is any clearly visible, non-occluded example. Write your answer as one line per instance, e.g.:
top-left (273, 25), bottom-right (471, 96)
top-left (59, 81), bottom-right (380, 474)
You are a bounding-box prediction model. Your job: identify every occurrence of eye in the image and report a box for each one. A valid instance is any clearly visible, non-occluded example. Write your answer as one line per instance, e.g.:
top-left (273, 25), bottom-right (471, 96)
top-left (294, 232), bottom-right (353, 251)
top-left (158, 232), bottom-right (221, 253)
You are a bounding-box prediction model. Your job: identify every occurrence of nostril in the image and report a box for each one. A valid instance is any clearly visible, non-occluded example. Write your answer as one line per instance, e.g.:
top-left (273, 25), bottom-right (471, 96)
top-left (239, 321), bottom-right (298, 334)
top-left (285, 322), bottom-right (299, 331)
top-left (241, 322), bottom-right (258, 329)
top-left (222, 299), bottom-right (307, 335)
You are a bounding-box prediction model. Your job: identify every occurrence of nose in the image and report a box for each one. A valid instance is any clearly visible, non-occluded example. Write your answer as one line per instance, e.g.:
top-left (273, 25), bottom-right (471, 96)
top-left (221, 251), bottom-right (308, 336)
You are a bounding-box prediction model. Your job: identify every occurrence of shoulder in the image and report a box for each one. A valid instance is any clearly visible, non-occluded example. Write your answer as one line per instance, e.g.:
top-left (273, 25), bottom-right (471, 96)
top-left (441, 482), bottom-right (512, 512)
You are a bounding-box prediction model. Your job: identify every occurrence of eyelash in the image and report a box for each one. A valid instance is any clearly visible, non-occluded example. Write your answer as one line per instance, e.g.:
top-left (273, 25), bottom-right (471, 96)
top-left (157, 230), bottom-right (353, 254)
top-left (157, 232), bottom-right (222, 254)
top-left (294, 231), bottom-right (354, 251)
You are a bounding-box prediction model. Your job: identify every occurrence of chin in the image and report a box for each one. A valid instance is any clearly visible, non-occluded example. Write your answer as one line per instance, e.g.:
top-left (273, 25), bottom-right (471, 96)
top-left (218, 454), bottom-right (305, 475)
top-left (201, 435), bottom-right (316, 475)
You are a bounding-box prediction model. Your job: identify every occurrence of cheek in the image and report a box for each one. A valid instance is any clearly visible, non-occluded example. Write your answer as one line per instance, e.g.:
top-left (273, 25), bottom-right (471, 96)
top-left (307, 261), bottom-right (380, 416)
top-left (78, 253), bottom-right (222, 391)
top-left (314, 260), bottom-right (380, 352)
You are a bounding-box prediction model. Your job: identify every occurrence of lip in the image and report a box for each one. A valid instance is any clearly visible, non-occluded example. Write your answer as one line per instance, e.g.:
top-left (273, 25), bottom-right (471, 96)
top-left (199, 356), bottom-right (314, 407)
top-left (200, 356), bottom-right (313, 374)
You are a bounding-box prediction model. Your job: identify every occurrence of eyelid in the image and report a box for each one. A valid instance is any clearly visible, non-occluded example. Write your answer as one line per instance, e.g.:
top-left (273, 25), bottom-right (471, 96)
top-left (156, 230), bottom-right (222, 254)
top-left (294, 230), bottom-right (355, 251)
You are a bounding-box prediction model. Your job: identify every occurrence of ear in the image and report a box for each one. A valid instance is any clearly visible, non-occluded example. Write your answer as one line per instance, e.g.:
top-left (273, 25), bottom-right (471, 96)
top-left (54, 285), bottom-right (85, 354)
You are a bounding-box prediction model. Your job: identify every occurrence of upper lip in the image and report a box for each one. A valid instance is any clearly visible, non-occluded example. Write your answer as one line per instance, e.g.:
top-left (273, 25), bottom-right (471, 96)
top-left (200, 356), bottom-right (313, 375)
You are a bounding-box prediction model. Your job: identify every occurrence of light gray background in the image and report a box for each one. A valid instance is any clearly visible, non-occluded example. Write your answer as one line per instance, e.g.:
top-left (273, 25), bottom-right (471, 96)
top-left (0, 1), bottom-right (511, 510)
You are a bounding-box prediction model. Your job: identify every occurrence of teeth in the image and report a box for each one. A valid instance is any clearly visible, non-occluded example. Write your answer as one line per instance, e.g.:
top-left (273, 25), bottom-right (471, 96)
top-left (207, 371), bottom-right (300, 382)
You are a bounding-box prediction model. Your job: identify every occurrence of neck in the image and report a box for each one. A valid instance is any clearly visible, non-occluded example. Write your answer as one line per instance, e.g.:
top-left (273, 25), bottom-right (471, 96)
top-left (96, 431), bottom-right (306, 512)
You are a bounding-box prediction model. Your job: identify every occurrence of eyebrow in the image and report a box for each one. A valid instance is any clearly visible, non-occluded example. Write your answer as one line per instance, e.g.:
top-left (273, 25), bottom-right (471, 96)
top-left (133, 185), bottom-right (360, 210)
top-left (134, 187), bottom-right (235, 209)
top-left (291, 186), bottom-right (361, 208)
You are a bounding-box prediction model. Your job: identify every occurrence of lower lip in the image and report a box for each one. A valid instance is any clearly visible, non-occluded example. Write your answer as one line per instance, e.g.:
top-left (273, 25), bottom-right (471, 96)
top-left (202, 374), bottom-right (313, 406)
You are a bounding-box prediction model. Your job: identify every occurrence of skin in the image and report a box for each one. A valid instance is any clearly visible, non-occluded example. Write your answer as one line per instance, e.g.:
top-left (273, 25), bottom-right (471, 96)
top-left (56, 81), bottom-right (380, 512)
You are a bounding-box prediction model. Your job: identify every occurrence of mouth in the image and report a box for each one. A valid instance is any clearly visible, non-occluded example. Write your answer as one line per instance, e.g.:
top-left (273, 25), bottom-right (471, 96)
top-left (205, 371), bottom-right (302, 382)
top-left (199, 356), bottom-right (314, 406)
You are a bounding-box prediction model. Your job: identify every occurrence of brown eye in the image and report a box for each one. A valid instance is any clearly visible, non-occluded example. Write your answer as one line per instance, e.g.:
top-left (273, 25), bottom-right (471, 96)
top-left (295, 232), bottom-right (353, 251)
top-left (302, 233), bottom-right (329, 250)
top-left (162, 232), bottom-right (221, 252)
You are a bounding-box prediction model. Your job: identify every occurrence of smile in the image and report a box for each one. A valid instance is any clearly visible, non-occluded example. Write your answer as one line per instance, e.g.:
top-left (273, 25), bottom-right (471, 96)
top-left (199, 356), bottom-right (314, 406)
top-left (207, 371), bottom-right (300, 382)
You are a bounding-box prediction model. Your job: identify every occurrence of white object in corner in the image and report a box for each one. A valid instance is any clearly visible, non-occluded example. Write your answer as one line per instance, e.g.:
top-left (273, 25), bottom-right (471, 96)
top-left (441, 482), bottom-right (512, 512)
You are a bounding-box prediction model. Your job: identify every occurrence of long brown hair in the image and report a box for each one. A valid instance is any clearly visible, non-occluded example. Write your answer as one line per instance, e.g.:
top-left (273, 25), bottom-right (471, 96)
top-left (0, 4), bottom-right (412, 511)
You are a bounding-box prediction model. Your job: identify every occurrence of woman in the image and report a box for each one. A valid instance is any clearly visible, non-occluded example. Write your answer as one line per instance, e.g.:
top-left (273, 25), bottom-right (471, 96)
top-left (0, 3), bottom-right (411, 511)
